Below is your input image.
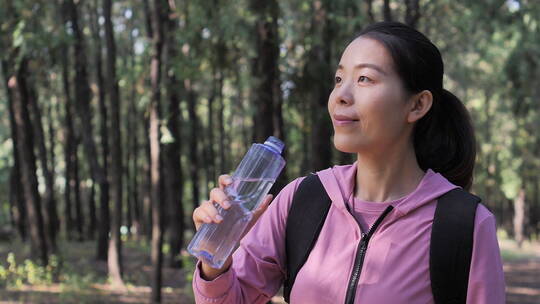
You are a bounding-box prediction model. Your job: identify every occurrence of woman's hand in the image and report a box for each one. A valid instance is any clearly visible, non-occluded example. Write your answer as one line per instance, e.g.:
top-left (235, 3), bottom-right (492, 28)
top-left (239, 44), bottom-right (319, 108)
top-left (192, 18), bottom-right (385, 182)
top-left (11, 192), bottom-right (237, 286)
top-left (192, 174), bottom-right (274, 280)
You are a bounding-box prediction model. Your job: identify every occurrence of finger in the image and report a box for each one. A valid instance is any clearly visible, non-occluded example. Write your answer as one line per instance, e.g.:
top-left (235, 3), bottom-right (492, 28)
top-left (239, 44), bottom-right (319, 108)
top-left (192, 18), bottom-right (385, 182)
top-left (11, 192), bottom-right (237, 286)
top-left (218, 174), bottom-right (233, 189)
top-left (199, 200), bottom-right (224, 223)
top-left (209, 188), bottom-right (231, 209)
top-left (193, 204), bottom-right (213, 224)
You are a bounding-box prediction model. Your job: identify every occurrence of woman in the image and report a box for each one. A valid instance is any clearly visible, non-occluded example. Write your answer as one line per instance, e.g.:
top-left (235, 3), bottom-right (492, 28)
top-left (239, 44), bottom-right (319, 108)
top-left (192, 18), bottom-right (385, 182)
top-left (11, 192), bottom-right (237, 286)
top-left (191, 22), bottom-right (506, 303)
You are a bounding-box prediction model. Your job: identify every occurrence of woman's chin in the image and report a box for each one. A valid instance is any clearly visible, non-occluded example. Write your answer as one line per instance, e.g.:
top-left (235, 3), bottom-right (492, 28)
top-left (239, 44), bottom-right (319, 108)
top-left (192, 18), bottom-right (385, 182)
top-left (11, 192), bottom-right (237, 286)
top-left (333, 137), bottom-right (360, 153)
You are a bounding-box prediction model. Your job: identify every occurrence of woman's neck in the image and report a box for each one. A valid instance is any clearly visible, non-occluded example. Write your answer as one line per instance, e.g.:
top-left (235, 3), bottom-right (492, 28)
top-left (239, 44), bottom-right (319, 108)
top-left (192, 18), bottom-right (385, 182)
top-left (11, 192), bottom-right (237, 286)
top-left (354, 143), bottom-right (425, 203)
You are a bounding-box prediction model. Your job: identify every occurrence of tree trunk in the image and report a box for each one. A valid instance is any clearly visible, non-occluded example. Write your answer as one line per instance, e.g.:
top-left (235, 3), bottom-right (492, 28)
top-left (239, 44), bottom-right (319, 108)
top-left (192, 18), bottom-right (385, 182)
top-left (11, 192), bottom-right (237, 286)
top-left (9, 166), bottom-right (26, 239)
top-left (163, 5), bottom-right (185, 268)
top-left (65, 0), bottom-right (110, 261)
top-left (27, 79), bottom-right (58, 251)
top-left (513, 188), bottom-right (526, 248)
top-left (128, 71), bottom-right (141, 237)
top-left (73, 137), bottom-right (84, 241)
top-left (207, 73), bottom-right (216, 186)
top-left (383, 0), bottom-right (392, 21)
top-left (300, 100), bottom-right (311, 175)
top-left (59, 45), bottom-right (76, 241)
top-left (248, 0), bottom-right (288, 193)
top-left (143, 0), bottom-right (154, 38)
top-left (249, 0), bottom-right (279, 144)
top-left (45, 85), bottom-right (60, 238)
top-left (532, 178), bottom-right (539, 237)
top-left (364, 0), bottom-right (375, 23)
top-left (87, 0), bottom-right (106, 241)
top-left (150, 0), bottom-right (166, 301)
top-left (142, 0), bottom-right (154, 243)
top-left (103, 0), bottom-right (124, 286)
top-left (125, 100), bottom-right (133, 237)
top-left (217, 68), bottom-right (227, 173)
top-left (126, 9), bottom-right (138, 237)
top-left (143, 117), bottom-right (153, 241)
top-left (186, 79), bottom-right (200, 214)
top-left (10, 57), bottom-right (49, 265)
top-left (405, 0), bottom-right (421, 28)
top-left (213, 39), bottom-right (228, 174)
top-left (532, 139), bottom-right (540, 238)
top-left (88, 181), bottom-right (97, 239)
top-left (88, 0), bottom-right (112, 260)
top-left (309, 0), bottom-right (334, 171)
top-left (233, 63), bottom-right (250, 156)
top-left (2, 60), bottom-right (27, 241)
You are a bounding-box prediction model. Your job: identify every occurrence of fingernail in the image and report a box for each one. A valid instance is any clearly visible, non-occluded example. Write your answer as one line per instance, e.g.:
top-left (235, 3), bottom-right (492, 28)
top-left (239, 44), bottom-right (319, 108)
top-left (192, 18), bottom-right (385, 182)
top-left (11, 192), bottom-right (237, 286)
top-left (223, 201), bottom-right (231, 208)
top-left (215, 215), bottom-right (223, 221)
top-left (225, 177), bottom-right (233, 184)
top-left (204, 216), bottom-right (212, 223)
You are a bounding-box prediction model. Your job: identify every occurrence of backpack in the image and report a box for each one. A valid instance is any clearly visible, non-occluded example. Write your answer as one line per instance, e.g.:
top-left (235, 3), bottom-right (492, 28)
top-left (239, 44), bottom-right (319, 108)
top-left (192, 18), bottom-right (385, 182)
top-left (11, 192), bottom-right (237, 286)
top-left (283, 173), bottom-right (480, 304)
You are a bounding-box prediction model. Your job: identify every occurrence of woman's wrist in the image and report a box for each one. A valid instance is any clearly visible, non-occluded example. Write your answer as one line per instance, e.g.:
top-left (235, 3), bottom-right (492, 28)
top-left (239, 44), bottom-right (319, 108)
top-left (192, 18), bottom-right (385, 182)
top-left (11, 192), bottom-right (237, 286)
top-left (200, 257), bottom-right (233, 281)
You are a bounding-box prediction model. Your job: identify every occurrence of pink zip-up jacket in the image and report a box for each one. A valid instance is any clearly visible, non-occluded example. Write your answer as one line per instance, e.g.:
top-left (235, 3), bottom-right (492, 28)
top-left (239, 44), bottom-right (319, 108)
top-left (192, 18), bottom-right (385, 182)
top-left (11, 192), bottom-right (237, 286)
top-left (193, 163), bottom-right (506, 303)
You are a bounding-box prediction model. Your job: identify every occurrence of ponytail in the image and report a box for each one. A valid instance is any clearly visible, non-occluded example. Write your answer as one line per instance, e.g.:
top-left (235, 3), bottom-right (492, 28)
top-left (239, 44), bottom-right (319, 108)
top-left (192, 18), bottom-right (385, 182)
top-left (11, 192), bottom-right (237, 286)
top-left (414, 89), bottom-right (476, 190)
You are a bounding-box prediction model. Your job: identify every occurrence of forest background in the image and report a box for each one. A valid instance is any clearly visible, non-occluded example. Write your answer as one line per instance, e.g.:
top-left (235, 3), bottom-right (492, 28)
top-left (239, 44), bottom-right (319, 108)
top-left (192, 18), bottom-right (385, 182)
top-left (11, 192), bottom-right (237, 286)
top-left (0, 0), bottom-right (539, 303)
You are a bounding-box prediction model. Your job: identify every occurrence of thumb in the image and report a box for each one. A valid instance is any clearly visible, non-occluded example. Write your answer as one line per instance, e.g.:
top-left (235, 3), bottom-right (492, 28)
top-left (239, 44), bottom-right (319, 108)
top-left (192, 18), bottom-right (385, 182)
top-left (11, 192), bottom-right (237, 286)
top-left (241, 194), bottom-right (274, 240)
top-left (252, 194), bottom-right (273, 220)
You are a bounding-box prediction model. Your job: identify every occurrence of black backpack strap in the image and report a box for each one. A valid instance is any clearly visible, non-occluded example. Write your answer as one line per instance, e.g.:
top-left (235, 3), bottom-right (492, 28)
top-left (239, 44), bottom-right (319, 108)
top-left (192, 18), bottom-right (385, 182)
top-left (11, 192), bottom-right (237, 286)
top-left (430, 188), bottom-right (481, 304)
top-left (284, 174), bottom-right (332, 303)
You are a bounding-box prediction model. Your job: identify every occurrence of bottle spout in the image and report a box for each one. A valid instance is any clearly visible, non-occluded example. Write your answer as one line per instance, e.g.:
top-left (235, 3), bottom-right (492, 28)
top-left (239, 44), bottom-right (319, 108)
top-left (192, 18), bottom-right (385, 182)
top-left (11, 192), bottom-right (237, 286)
top-left (264, 136), bottom-right (285, 154)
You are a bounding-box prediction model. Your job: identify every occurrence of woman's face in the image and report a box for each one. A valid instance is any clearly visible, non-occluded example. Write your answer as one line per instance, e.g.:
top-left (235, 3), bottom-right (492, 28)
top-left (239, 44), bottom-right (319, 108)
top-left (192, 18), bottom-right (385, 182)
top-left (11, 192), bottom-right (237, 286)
top-left (328, 37), bottom-right (414, 154)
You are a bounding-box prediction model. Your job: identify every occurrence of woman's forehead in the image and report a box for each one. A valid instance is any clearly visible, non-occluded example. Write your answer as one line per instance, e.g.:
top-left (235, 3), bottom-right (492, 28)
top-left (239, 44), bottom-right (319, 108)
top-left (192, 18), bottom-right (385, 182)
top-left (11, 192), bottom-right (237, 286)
top-left (338, 37), bottom-right (394, 73)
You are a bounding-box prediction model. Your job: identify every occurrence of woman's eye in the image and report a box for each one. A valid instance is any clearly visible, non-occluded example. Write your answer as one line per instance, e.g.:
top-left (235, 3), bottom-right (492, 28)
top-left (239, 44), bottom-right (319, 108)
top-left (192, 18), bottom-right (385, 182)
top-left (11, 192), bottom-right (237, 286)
top-left (358, 76), bottom-right (371, 83)
top-left (335, 76), bottom-right (342, 84)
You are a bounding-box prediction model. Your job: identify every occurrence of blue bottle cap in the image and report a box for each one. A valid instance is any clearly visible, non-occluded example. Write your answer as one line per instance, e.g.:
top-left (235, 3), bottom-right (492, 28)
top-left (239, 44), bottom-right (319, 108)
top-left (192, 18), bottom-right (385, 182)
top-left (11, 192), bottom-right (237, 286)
top-left (264, 136), bottom-right (285, 154)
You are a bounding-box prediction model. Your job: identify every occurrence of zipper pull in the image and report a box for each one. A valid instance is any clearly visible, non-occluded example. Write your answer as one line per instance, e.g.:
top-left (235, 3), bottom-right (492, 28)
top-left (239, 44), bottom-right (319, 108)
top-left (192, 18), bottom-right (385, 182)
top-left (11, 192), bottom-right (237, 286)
top-left (361, 232), bottom-right (367, 239)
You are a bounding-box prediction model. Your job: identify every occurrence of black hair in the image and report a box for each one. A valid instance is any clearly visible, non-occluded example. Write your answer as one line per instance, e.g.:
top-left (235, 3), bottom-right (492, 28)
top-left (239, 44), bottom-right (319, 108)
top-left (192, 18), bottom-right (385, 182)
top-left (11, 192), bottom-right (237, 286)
top-left (358, 21), bottom-right (476, 190)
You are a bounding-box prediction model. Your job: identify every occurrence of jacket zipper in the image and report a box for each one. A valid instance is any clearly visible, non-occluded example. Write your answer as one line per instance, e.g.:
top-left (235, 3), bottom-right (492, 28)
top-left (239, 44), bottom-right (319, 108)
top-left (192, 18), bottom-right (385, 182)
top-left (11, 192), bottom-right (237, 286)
top-left (344, 205), bottom-right (394, 304)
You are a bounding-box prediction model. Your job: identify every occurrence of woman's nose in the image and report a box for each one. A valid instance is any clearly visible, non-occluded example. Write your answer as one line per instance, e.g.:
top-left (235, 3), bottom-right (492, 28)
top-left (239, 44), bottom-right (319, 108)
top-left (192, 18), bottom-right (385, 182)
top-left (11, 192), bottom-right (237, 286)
top-left (334, 83), bottom-right (353, 105)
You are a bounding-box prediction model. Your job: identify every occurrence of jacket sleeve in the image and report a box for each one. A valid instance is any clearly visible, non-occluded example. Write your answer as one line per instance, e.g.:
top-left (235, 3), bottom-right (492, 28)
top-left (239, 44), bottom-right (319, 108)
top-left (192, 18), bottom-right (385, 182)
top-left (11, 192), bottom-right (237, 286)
top-left (466, 204), bottom-right (506, 304)
top-left (192, 177), bottom-right (304, 304)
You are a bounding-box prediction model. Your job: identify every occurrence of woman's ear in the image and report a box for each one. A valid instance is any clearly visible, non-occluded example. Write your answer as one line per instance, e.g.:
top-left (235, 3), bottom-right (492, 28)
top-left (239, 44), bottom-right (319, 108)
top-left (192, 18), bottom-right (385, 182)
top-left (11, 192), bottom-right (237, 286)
top-left (407, 90), bottom-right (433, 123)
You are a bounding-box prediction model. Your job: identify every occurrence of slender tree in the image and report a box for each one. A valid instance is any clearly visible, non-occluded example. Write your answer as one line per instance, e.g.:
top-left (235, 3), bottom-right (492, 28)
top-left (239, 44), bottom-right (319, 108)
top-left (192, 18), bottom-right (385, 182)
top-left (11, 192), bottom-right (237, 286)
top-left (127, 11), bottom-right (141, 236)
top-left (58, 38), bottom-right (77, 241)
top-left (249, 0), bottom-right (280, 143)
top-left (72, 135), bottom-right (84, 241)
top-left (2, 60), bottom-right (27, 241)
top-left (103, 0), bottom-right (124, 285)
top-left (27, 76), bottom-right (58, 250)
top-left (186, 79), bottom-right (200, 212)
top-left (84, 0), bottom-right (105, 240)
top-left (149, 0), bottom-right (167, 301)
top-left (142, 0), bottom-right (154, 242)
top-left (383, 0), bottom-right (392, 21)
top-left (405, 0), bottom-right (421, 28)
top-left (10, 57), bottom-right (49, 265)
top-left (308, 0), bottom-right (334, 171)
top-left (163, 1), bottom-right (185, 268)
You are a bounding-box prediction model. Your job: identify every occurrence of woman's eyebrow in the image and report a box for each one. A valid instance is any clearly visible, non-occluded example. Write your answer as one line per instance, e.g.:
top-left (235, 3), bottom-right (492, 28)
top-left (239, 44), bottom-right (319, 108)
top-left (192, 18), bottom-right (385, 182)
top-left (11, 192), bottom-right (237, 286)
top-left (337, 63), bottom-right (387, 75)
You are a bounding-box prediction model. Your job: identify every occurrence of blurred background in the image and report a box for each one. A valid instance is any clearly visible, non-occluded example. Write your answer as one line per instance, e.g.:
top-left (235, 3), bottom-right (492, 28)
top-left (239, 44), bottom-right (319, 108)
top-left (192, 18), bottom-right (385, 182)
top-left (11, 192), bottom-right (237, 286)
top-left (0, 0), bottom-right (539, 303)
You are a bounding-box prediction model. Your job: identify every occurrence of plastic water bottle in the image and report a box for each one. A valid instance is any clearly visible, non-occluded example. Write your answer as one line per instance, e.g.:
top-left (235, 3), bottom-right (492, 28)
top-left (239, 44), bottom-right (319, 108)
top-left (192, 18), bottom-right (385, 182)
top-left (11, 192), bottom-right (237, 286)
top-left (187, 136), bottom-right (286, 269)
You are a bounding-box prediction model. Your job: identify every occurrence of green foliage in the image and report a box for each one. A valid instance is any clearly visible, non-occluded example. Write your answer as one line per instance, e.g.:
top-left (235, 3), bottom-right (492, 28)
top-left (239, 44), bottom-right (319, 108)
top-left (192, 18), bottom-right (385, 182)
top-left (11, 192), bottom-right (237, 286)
top-left (0, 253), bottom-right (60, 288)
top-left (181, 252), bottom-right (196, 301)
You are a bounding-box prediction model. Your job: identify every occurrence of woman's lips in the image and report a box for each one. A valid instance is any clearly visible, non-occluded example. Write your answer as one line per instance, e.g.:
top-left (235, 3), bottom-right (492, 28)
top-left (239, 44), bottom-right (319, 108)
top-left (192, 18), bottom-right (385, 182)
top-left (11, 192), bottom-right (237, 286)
top-left (332, 114), bottom-right (359, 126)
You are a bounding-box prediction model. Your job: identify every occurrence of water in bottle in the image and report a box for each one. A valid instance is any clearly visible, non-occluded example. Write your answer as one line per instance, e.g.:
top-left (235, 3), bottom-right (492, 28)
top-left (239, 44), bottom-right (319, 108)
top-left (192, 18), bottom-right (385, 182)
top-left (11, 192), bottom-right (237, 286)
top-left (188, 136), bottom-right (286, 269)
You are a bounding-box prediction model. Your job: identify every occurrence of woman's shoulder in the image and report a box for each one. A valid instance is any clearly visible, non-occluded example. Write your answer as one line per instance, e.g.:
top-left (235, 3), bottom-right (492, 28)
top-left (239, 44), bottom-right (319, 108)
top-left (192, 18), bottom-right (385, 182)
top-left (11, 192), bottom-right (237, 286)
top-left (475, 202), bottom-right (497, 227)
